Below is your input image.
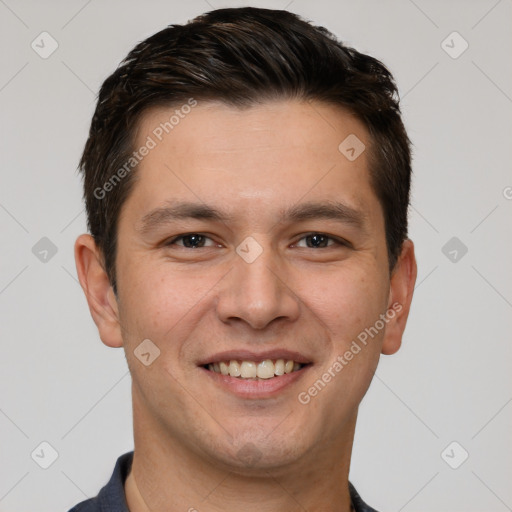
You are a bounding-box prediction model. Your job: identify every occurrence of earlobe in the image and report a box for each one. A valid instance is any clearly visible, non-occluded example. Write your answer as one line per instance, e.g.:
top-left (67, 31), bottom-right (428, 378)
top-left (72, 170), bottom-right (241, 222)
top-left (381, 239), bottom-right (417, 355)
top-left (74, 234), bottom-right (123, 348)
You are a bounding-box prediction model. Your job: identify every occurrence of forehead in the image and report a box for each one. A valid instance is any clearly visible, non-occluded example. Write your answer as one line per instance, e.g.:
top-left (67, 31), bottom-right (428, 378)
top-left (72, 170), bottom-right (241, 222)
top-left (125, 99), bottom-right (381, 227)
top-left (136, 99), bottom-right (367, 163)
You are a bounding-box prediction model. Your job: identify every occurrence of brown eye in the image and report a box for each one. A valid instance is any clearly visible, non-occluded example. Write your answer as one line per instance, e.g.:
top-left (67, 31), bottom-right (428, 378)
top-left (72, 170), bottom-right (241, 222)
top-left (167, 234), bottom-right (216, 248)
top-left (295, 233), bottom-right (343, 248)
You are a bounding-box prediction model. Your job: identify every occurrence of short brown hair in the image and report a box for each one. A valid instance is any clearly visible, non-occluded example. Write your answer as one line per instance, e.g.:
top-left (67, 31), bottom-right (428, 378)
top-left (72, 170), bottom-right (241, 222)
top-left (79, 7), bottom-right (412, 294)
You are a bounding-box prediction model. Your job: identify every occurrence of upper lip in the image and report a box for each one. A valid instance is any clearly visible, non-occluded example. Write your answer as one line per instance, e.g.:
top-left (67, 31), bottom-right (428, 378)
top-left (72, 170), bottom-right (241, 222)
top-left (197, 349), bottom-right (313, 366)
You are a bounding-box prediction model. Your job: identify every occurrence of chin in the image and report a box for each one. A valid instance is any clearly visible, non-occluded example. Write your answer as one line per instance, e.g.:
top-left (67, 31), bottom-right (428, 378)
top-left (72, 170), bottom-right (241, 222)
top-left (202, 425), bottom-right (312, 475)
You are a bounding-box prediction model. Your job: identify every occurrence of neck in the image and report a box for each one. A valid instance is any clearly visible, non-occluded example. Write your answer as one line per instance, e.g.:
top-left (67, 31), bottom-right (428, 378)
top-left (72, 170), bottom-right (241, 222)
top-left (125, 390), bottom-right (357, 512)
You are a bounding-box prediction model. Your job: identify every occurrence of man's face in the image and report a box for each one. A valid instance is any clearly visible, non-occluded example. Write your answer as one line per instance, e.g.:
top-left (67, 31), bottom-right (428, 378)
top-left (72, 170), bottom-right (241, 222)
top-left (109, 99), bottom-right (402, 472)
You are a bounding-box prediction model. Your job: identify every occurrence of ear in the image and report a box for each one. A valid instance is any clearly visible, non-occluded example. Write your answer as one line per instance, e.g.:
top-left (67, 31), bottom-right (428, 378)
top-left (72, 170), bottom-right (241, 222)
top-left (381, 239), bottom-right (417, 355)
top-left (74, 233), bottom-right (123, 348)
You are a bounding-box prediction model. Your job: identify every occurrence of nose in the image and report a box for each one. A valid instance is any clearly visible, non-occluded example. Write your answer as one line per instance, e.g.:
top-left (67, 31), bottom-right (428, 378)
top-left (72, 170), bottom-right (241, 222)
top-left (215, 245), bottom-right (301, 331)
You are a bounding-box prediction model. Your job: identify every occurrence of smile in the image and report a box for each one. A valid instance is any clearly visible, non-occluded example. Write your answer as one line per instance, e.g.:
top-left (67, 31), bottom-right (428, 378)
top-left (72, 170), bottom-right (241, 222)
top-left (205, 359), bottom-right (306, 380)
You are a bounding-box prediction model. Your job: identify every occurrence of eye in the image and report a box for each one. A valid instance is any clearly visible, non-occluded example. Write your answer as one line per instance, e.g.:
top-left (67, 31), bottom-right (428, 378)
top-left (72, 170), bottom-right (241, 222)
top-left (164, 232), bottom-right (348, 250)
top-left (166, 233), bottom-right (217, 248)
top-left (294, 233), bottom-right (346, 249)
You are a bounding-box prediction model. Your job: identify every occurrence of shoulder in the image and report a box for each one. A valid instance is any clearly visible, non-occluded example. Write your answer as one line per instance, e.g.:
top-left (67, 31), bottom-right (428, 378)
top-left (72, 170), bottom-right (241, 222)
top-left (349, 481), bottom-right (382, 512)
top-left (66, 451), bottom-right (134, 512)
top-left (67, 499), bottom-right (100, 512)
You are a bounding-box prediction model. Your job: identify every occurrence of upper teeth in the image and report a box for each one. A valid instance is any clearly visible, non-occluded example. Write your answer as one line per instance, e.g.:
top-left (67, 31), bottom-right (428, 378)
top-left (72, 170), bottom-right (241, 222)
top-left (208, 359), bottom-right (302, 379)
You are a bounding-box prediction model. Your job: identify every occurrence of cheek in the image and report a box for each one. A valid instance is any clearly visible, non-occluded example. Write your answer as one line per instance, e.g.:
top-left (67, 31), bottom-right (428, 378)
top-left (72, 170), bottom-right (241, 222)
top-left (313, 265), bottom-right (388, 399)
top-left (118, 257), bottom-right (225, 344)
top-left (304, 263), bottom-right (389, 339)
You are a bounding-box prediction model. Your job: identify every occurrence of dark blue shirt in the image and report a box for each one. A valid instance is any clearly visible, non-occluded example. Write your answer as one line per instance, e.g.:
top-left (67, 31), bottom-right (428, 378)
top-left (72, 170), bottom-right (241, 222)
top-left (67, 451), bottom-right (380, 512)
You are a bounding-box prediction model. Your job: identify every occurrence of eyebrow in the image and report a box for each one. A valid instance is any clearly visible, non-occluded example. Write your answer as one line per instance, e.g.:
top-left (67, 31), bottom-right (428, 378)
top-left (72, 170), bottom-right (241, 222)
top-left (137, 199), bottom-right (366, 235)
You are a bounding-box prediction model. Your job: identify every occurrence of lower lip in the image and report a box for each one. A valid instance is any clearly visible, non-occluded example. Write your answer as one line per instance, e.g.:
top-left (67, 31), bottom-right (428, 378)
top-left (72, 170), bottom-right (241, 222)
top-left (200, 365), bottom-right (311, 399)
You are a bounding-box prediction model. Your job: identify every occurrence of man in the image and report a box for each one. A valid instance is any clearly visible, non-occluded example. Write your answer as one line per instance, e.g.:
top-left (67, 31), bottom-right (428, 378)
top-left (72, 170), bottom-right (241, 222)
top-left (70, 7), bottom-right (417, 511)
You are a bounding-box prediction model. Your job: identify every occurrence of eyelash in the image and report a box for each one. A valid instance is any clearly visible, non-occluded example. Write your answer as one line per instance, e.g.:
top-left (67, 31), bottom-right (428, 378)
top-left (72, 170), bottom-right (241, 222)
top-left (164, 232), bottom-right (349, 249)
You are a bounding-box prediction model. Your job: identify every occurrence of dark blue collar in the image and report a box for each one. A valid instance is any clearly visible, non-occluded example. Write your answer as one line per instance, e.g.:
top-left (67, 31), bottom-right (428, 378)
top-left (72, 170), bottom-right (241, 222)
top-left (68, 451), bottom-right (380, 512)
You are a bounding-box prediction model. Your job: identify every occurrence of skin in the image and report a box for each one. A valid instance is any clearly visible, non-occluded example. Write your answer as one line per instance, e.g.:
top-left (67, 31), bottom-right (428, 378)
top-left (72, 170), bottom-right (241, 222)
top-left (75, 99), bottom-right (417, 512)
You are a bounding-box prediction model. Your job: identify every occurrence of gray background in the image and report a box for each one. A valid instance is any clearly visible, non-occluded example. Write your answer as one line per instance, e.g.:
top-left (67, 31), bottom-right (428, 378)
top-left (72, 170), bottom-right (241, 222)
top-left (0, 0), bottom-right (511, 511)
